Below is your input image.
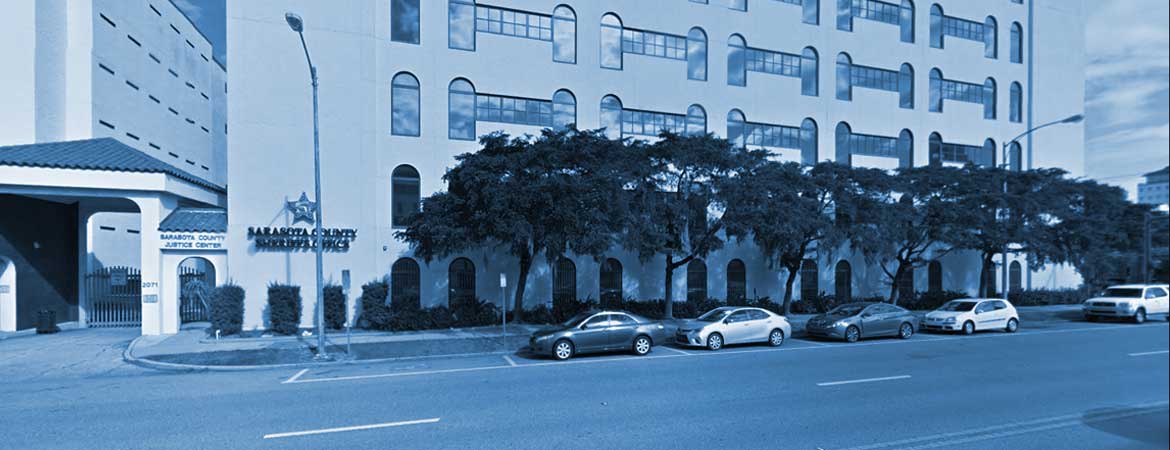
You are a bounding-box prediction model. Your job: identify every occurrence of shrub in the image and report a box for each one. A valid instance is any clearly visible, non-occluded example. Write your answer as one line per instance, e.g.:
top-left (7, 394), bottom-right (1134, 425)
top-left (550, 298), bottom-right (597, 323)
top-left (386, 307), bottom-right (435, 331)
top-left (209, 283), bottom-right (245, 335)
top-left (903, 290), bottom-right (969, 311)
top-left (524, 304), bottom-right (556, 324)
top-left (324, 285), bottom-right (346, 330)
top-left (357, 279), bottom-right (392, 330)
top-left (1009, 288), bottom-right (1087, 306)
top-left (266, 283), bottom-right (302, 335)
top-left (451, 298), bottom-right (500, 327)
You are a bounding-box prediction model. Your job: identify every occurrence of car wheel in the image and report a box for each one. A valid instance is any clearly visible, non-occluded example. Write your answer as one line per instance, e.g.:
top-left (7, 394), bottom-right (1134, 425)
top-left (962, 321), bottom-right (975, 335)
top-left (1006, 318), bottom-right (1019, 333)
top-left (632, 335), bottom-right (652, 356)
top-left (844, 326), bottom-right (861, 343)
top-left (552, 339), bottom-right (574, 361)
top-left (706, 333), bottom-right (724, 351)
top-left (898, 322), bottom-right (914, 339)
top-left (768, 329), bottom-right (785, 347)
top-left (1133, 308), bottom-right (1146, 324)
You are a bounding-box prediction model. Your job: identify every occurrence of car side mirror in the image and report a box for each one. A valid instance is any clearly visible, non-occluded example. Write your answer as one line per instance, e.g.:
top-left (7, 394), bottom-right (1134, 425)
top-left (723, 318), bottom-right (732, 324)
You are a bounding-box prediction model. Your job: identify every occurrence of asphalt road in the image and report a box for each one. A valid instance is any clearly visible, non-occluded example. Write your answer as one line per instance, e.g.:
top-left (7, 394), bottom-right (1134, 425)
top-left (2, 319), bottom-right (1167, 450)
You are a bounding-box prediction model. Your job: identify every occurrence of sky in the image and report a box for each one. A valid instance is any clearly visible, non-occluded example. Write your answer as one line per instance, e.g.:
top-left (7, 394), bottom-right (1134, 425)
top-left (173, 0), bottom-right (1170, 196)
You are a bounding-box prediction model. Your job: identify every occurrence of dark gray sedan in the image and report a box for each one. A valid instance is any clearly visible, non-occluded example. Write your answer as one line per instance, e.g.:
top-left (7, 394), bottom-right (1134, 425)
top-left (529, 311), bottom-right (667, 360)
top-left (805, 302), bottom-right (919, 343)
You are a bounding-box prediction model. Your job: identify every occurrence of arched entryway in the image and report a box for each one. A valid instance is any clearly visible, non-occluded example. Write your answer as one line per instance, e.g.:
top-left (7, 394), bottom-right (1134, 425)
top-left (178, 257), bottom-right (216, 323)
top-left (0, 256), bottom-right (15, 332)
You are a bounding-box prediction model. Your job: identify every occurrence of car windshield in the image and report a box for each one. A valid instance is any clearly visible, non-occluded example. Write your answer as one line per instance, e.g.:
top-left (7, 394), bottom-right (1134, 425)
top-left (697, 309), bottom-right (733, 322)
top-left (560, 312), bottom-right (595, 327)
top-left (1101, 288), bottom-right (1142, 298)
top-left (940, 301), bottom-right (978, 312)
top-left (828, 304), bottom-right (867, 316)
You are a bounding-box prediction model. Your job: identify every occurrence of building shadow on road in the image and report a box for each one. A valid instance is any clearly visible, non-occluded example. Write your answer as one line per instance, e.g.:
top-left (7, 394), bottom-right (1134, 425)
top-left (1081, 405), bottom-right (1169, 446)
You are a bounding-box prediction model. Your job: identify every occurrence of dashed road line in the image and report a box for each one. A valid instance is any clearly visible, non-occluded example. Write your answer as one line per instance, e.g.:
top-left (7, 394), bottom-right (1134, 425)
top-left (262, 417), bottom-right (440, 439)
top-left (1128, 350), bottom-right (1169, 357)
top-left (817, 375), bottom-right (912, 387)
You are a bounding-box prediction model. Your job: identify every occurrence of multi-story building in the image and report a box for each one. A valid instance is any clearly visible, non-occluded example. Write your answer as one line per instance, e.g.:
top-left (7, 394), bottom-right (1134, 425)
top-left (0, 0), bottom-right (226, 333)
top-left (1138, 166), bottom-right (1169, 207)
top-left (221, 0), bottom-right (1084, 331)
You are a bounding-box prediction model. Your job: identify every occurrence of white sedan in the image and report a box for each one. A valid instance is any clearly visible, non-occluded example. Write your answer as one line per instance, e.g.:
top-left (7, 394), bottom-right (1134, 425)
top-left (674, 307), bottom-right (792, 350)
top-left (922, 298), bottom-right (1020, 335)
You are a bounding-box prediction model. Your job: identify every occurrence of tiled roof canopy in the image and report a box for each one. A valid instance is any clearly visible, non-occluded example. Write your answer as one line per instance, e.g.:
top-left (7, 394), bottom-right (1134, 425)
top-left (158, 208), bottom-right (227, 232)
top-left (0, 138), bottom-right (224, 193)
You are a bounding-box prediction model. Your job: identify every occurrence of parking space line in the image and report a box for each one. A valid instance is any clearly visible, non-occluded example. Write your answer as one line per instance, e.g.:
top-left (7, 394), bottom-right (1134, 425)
top-left (817, 375), bottom-right (911, 387)
top-left (1128, 350), bottom-right (1169, 357)
top-left (798, 339), bottom-right (832, 347)
top-left (502, 355), bottom-right (518, 366)
top-left (661, 346), bottom-right (694, 356)
top-left (282, 368), bottom-right (309, 384)
top-left (262, 417), bottom-right (440, 439)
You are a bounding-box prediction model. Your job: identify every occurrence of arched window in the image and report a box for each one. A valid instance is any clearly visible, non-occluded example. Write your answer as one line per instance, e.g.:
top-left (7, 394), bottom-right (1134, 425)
top-left (835, 52), bottom-right (852, 101)
top-left (800, 259), bottom-right (818, 300)
top-left (801, 118), bottom-right (818, 165)
top-left (834, 121), bottom-right (852, 165)
top-left (687, 27), bottom-right (708, 81)
top-left (686, 104), bottom-right (707, 136)
top-left (448, 0), bottom-right (476, 50)
top-left (984, 16), bottom-right (998, 59)
top-left (552, 5), bottom-right (576, 64)
top-left (727, 109), bottom-right (746, 148)
top-left (391, 0), bottom-right (420, 44)
top-left (448, 257), bottom-right (476, 308)
top-left (982, 138), bottom-right (996, 167)
top-left (448, 78), bottom-right (476, 140)
top-left (600, 95), bottom-right (622, 139)
top-left (1009, 261), bottom-right (1022, 293)
top-left (929, 4), bottom-right (944, 48)
top-left (600, 13), bottom-right (623, 69)
top-left (553, 257), bottom-right (576, 303)
top-left (1009, 82), bottom-right (1022, 123)
top-left (928, 68), bottom-right (943, 112)
top-left (391, 72), bottom-right (420, 136)
top-left (727, 34), bottom-right (747, 87)
top-left (900, 0), bottom-right (915, 43)
top-left (687, 259), bottom-right (708, 301)
top-left (801, 47), bottom-right (819, 96)
top-left (835, 260), bottom-right (852, 302)
top-left (897, 129), bottom-right (914, 168)
top-left (896, 266), bottom-right (915, 302)
top-left (1010, 22), bottom-right (1023, 64)
top-left (727, 259), bottom-right (746, 304)
top-left (898, 63), bottom-right (914, 109)
top-left (1009, 141), bottom-right (1022, 172)
top-left (552, 89), bottom-right (577, 130)
top-left (928, 132), bottom-right (943, 165)
top-left (391, 257), bottom-right (421, 310)
top-left (391, 165), bottom-right (420, 228)
top-left (600, 258), bottom-right (623, 306)
top-left (928, 260), bottom-right (942, 292)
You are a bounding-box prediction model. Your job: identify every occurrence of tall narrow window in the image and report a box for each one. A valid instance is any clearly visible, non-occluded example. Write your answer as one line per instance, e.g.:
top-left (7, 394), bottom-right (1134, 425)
top-left (983, 77), bottom-right (997, 120)
top-left (448, 0), bottom-right (476, 50)
top-left (448, 257), bottom-right (476, 308)
top-left (600, 258), bottom-right (623, 306)
top-left (687, 259), bottom-right (708, 301)
top-left (686, 104), bottom-right (707, 136)
top-left (982, 138), bottom-right (997, 167)
top-left (1010, 22), bottom-right (1023, 64)
top-left (928, 68), bottom-right (943, 112)
top-left (391, 72), bottom-right (420, 136)
top-left (552, 89), bottom-right (576, 130)
top-left (928, 132), bottom-right (943, 165)
top-left (727, 109), bottom-right (746, 148)
top-left (600, 13), bottom-right (623, 69)
top-left (448, 78), bottom-right (476, 140)
top-left (391, 0), bottom-right (421, 44)
top-left (552, 5), bottom-right (576, 64)
top-left (836, 0), bottom-right (852, 31)
top-left (1008, 261), bottom-right (1022, 293)
top-left (600, 95), bottom-right (623, 139)
top-left (801, 118), bottom-right (818, 165)
top-left (553, 257), bottom-right (576, 303)
top-left (984, 16), bottom-right (998, 59)
top-left (929, 4), bottom-right (943, 48)
top-left (727, 259), bottom-right (747, 304)
top-left (391, 165), bottom-right (421, 228)
top-left (804, 0), bottom-right (820, 25)
top-left (800, 259), bottom-right (818, 300)
top-left (834, 122), bottom-right (852, 165)
top-left (835, 260), bottom-right (851, 301)
top-left (391, 257), bottom-right (421, 310)
top-left (1009, 141), bottom-right (1022, 172)
top-left (898, 63), bottom-right (914, 109)
top-left (896, 266), bottom-right (914, 301)
top-left (928, 260), bottom-right (942, 293)
top-left (835, 52), bottom-right (852, 101)
top-left (801, 47), bottom-right (819, 96)
top-left (897, 129), bottom-right (914, 168)
top-left (687, 27), bottom-right (708, 81)
top-left (900, 0), bottom-right (915, 43)
top-left (727, 34), bottom-right (747, 86)
top-left (1009, 82), bottom-right (1022, 123)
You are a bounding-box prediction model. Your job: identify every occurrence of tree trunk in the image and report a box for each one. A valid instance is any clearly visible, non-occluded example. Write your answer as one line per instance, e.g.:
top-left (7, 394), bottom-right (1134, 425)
top-left (978, 252), bottom-right (994, 298)
top-left (512, 252), bottom-right (532, 322)
top-left (888, 263), bottom-right (905, 305)
top-left (663, 253), bottom-right (674, 319)
top-left (781, 265), bottom-right (799, 316)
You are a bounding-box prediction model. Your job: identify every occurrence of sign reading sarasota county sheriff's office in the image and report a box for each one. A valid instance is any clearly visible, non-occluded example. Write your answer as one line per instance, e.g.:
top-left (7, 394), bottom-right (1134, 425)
top-left (160, 232), bottom-right (227, 250)
top-left (247, 226), bottom-right (357, 251)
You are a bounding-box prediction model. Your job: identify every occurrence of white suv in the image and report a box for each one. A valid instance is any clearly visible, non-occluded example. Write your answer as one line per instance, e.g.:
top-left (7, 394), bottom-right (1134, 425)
top-left (1082, 284), bottom-right (1170, 324)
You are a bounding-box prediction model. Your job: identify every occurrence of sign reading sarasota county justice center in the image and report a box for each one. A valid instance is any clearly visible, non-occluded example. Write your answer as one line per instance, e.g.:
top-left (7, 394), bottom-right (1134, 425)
top-left (247, 227), bottom-right (357, 250)
top-left (160, 232), bottom-right (226, 250)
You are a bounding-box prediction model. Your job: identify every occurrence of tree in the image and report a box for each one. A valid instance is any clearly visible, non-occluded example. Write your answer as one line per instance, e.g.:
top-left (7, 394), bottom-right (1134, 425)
top-left (617, 132), bottom-right (764, 318)
top-left (396, 128), bottom-right (631, 320)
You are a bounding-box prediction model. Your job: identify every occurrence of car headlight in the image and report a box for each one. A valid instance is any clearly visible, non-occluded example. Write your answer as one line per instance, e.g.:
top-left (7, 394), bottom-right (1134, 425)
top-left (944, 317), bottom-right (956, 324)
top-left (833, 321), bottom-right (849, 328)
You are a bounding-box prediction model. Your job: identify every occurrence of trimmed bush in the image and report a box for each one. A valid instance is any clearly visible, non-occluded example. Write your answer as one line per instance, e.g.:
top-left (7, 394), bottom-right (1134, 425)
top-left (357, 279), bottom-right (392, 330)
top-left (266, 283), bottom-right (302, 335)
top-left (209, 283), bottom-right (245, 335)
top-left (324, 285), bottom-right (347, 329)
top-left (451, 298), bottom-right (500, 327)
top-left (903, 290), bottom-right (970, 311)
top-left (1009, 288), bottom-right (1087, 306)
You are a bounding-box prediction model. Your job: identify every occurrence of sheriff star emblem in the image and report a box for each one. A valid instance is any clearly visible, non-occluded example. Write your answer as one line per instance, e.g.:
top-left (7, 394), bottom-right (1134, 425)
top-left (286, 192), bottom-right (317, 224)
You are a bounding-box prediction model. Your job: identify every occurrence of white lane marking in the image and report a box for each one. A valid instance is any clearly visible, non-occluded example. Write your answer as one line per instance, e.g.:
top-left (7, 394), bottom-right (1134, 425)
top-left (661, 346), bottom-right (694, 355)
top-left (282, 368), bottom-right (309, 384)
top-left (799, 339), bottom-right (832, 347)
top-left (262, 417), bottom-right (440, 439)
top-left (835, 401), bottom-right (1169, 450)
top-left (502, 355), bottom-right (517, 366)
top-left (1128, 350), bottom-right (1169, 357)
top-left (817, 375), bottom-right (911, 387)
top-left (286, 322), bottom-right (1169, 385)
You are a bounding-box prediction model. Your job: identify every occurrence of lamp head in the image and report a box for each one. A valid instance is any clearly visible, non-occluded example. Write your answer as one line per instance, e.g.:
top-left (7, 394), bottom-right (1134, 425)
top-left (1062, 114), bottom-right (1084, 124)
top-left (285, 13), bottom-right (304, 33)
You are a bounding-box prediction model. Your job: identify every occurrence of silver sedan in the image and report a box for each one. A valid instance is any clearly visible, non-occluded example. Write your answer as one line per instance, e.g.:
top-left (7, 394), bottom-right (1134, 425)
top-left (675, 307), bottom-right (792, 351)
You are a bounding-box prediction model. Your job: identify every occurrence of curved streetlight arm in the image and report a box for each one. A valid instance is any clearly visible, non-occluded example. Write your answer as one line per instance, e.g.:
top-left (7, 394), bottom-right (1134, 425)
top-left (1003, 114), bottom-right (1084, 152)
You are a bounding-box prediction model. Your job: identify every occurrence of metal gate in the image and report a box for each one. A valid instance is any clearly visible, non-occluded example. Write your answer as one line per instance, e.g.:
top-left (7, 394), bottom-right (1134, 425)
top-left (86, 266), bottom-right (141, 328)
top-left (179, 267), bottom-right (213, 323)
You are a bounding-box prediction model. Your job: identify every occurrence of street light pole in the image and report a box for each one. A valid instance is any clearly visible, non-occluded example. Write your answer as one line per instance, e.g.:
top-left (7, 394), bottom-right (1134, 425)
top-left (286, 12), bottom-right (328, 360)
top-left (998, 113), bottom-right (1083, 301)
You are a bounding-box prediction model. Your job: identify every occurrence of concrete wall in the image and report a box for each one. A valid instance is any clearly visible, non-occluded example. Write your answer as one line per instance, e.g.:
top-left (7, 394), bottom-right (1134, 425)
top-left (0, 195), bottom-right (79, 330)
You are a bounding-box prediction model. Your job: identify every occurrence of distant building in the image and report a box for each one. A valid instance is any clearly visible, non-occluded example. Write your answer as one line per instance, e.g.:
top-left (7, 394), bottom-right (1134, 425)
top-left (1138, 166), bottom-right (1169, 207)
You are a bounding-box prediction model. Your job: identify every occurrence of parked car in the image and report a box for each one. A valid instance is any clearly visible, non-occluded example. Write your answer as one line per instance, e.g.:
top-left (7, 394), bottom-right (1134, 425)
top-left (1082, 284), bottom-right (1170, 323)
top-left (922, 298), bottom-right (1019, 334)
top-left (528, 310), bottom-right (667, 360)
top-left (805, 302), bottom-right (918, 343)
top-left (675, 307), bottom-right (792, 351)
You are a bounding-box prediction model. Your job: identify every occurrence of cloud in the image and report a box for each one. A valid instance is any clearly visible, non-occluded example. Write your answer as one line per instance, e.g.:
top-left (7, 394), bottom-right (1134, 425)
top-left (171, 0), bottom-right (203, 21)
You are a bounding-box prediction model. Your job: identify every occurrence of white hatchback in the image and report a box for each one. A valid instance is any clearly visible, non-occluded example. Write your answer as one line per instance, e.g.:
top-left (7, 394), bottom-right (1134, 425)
top-left (923, 298), bottom-right (1020, 335)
